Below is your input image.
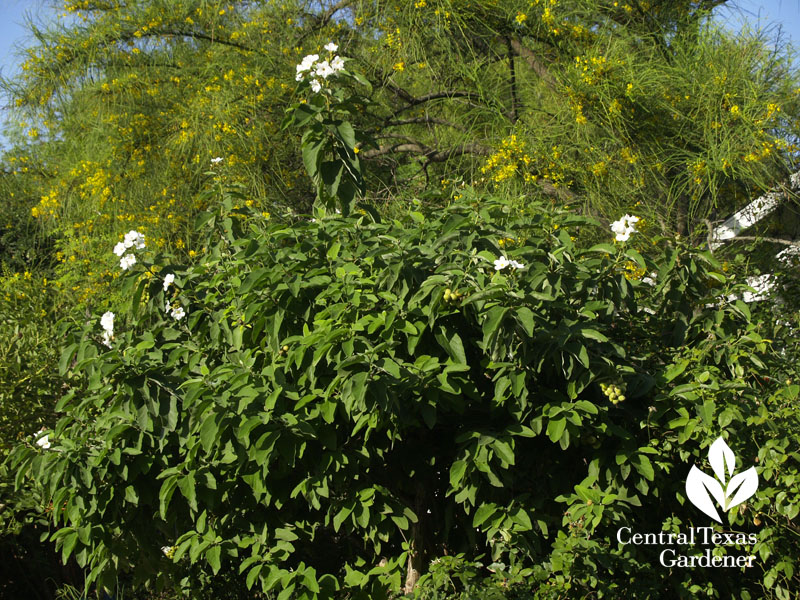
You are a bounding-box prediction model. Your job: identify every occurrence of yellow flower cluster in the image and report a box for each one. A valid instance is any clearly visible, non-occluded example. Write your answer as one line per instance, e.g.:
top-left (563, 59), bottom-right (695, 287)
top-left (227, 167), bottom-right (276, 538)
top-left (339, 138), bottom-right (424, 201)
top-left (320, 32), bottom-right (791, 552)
top-left (574, 54), bottom-right (617, 86)
top-left (743, 140), bottom-right (778, 163)
top-left (623, 261), bottom-right (646, 281)
top-left (383, 26), bottom-right (403, 50)
top-left (63, 0), bottom-right (90, 12)
top-left (481, 136), bottom-right (569, 188)
top-left (620, 147), bottom-right (638, 164)
top-left (590, 161), bottom-right (607, 177)
top-left (573, 102), bottom-right (587, 124)
top-left (31, 188), bottom-right (60, 218)
top-left (481, 135), bottom-right (531, 183)
top-left (690, 160), bottom-right (707, 186)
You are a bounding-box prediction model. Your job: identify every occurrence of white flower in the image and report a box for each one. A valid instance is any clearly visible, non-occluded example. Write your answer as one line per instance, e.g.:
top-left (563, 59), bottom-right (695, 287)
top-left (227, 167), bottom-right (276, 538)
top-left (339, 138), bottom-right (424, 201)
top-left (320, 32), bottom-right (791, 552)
top-left (310, 79), bottom-right (323, 93)
top-left (315, 60), bottom-right (335, 79)
top-left (324, 42), bottom-right (338, 52)
top-left (509, 260), bottom-right (525, 269)
top-left (611, 214), bottom-right (640, 242)
top-left (170, 306), bottom-right (186, 320)
top-left (165, 299), bottom-right (171, 312)
top-left (100, 311), bottom-right (115, 333)
top-left (100, 312), bottom-right (115, 347)
top-left (330, 56), bottom-right (345, 72)
top-left (295, 71), bottom-right (305, 82)
top-left (35, 432), bottom-right (51, 449)
top-left (124, 230), bottom-right (145, 250)
top-left (163, 273), bottom-right (175, 291)
top-left (113, 242), bottom-right (127, 257)
top-left (161, 546), bottom-right (171, 556)
top-left (210, 156), bottom-right (223, 164)
top-left (494, 256), bottom-right (511, 271)
top-left (120, 254), bottom-right (137, 270)
top-left (296, 53), bottom-right (319, 75)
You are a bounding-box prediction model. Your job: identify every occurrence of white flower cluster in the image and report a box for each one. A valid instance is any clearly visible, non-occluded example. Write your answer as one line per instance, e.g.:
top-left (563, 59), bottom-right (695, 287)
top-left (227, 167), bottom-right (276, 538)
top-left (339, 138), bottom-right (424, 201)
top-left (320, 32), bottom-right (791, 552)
top-left (113, 229), bottom-right (146, 270)
top-left (494, 256), bottom-right (525, 271)
top-left (210, 157), bottom-right (223, 165)
top-left (101, 311), bottom-right (115, 348)
top-left (295, 43), bottom-right (345, 93)
top-left (163, 273), bottom-right (185, 320)
top-left (611, 214), bottom-right (639, 242)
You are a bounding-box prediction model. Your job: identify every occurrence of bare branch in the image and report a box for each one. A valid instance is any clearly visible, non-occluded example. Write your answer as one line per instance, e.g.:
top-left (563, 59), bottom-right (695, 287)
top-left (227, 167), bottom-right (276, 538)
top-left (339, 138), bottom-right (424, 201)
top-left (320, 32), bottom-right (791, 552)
top-left (134, 29), bottom-right (264, 55)
top-left (361, 141), bottom-right (490, 162)
top-left (506, 37), bottom-right (558, 89)
top-left (721, 236), bottom-right (800, 247)
top-left (383, 117), bottom-right (467, 131)
top-left (295, 0), bottom-right (355, 46)
top-left (386, 90), bottom-right (485, 119)
top-left (506, 37), bottom-right (519, 124)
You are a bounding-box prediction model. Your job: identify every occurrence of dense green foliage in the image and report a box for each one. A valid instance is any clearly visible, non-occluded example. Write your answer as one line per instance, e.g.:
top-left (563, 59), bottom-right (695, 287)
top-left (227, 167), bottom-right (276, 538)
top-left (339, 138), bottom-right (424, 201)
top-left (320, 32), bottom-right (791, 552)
top-left (2, 0), bottom-right (800, 598)
top-left (8, 188), bottom-right (800, 598)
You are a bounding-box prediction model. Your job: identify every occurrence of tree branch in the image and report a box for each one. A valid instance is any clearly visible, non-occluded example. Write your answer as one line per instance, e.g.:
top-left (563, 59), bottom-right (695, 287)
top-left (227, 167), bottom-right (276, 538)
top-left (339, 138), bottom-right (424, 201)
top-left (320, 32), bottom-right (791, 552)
top-left (506, 37), bottom-right (519, 124)
top-left (386, 90), bottom-right (485, 119)
top-left (362, 141), bottom-right (490, 162)
top-left (506, 37), bottom-right (558, 89)
top-left (721, 236), bottom-right (800, 247)
top-left (295, 0), bottom-right (355, 46)
top-left (382, 117), bottom-right (467, 131)
top-left (133, 29), bottom-right (264, 55)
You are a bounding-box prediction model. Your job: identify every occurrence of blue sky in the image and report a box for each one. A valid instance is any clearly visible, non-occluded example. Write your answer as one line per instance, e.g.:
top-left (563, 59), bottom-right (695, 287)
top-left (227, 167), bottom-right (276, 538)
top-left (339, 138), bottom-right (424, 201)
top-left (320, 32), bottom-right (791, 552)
top-left (2, 1), bottom-right (800, 148)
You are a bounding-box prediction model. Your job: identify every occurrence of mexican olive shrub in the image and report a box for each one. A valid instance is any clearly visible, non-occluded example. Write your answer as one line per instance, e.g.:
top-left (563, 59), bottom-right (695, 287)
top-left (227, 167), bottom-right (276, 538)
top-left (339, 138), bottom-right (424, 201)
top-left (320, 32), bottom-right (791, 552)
top-left (9, 196), bottom-right (799, 599)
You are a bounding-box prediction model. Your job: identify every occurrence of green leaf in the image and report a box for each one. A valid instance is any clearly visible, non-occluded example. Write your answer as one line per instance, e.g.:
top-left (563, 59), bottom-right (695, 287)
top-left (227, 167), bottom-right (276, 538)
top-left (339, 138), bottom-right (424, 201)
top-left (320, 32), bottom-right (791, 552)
top-left (327, 241), bottom-right (341, 260)
top-left (447, 332), bottom-right (467, 365)
top-left (492, 439), bottom-right (515, 466)
top-left (635, 455), bottom-right (655, 481)
top-left (584, 243), bottom-right (616, 255)
top-left (450, 460), bottom-right (468, 488)
top-left (578, 328), bottom-right (608, 343)
top-left (516, 307), bottom-right (535, 336)
top-left (698, 399), bottom-right (715, 424)
top-left (159, 475), bottom-right (179, 520)
top-left (547, 418), bottom-right (566, 443)
top-left (624, 248), bottom-right (646, 269)
top-left (333, 504), bottom-right (353, 532)
top-left (246, 564), bottom-right (263, 590)
top-left (200, 416), bottom-right (219, 453)
top-left (302, 137), bottom-right (324, 178)
top-left (664, 359), bottom-right (689, 383)
top-left (207, 545), bottom-right (221, 575)
top-left (472, 504), bottom-right (497, 527)
top-left (336, 121), bottom-right (356, 150)
top-left (482, 306), bottom-right (508, 342)
top-left (61, 530), bottom-right (78, 563)
top-left (178, 472), bottom-right (197, 512)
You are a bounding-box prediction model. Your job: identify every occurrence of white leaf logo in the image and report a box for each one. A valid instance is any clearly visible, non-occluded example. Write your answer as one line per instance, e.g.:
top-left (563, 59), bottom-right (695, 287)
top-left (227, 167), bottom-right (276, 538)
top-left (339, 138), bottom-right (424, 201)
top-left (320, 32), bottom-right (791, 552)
top-left (685, 437), bottom-right (758, 523)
